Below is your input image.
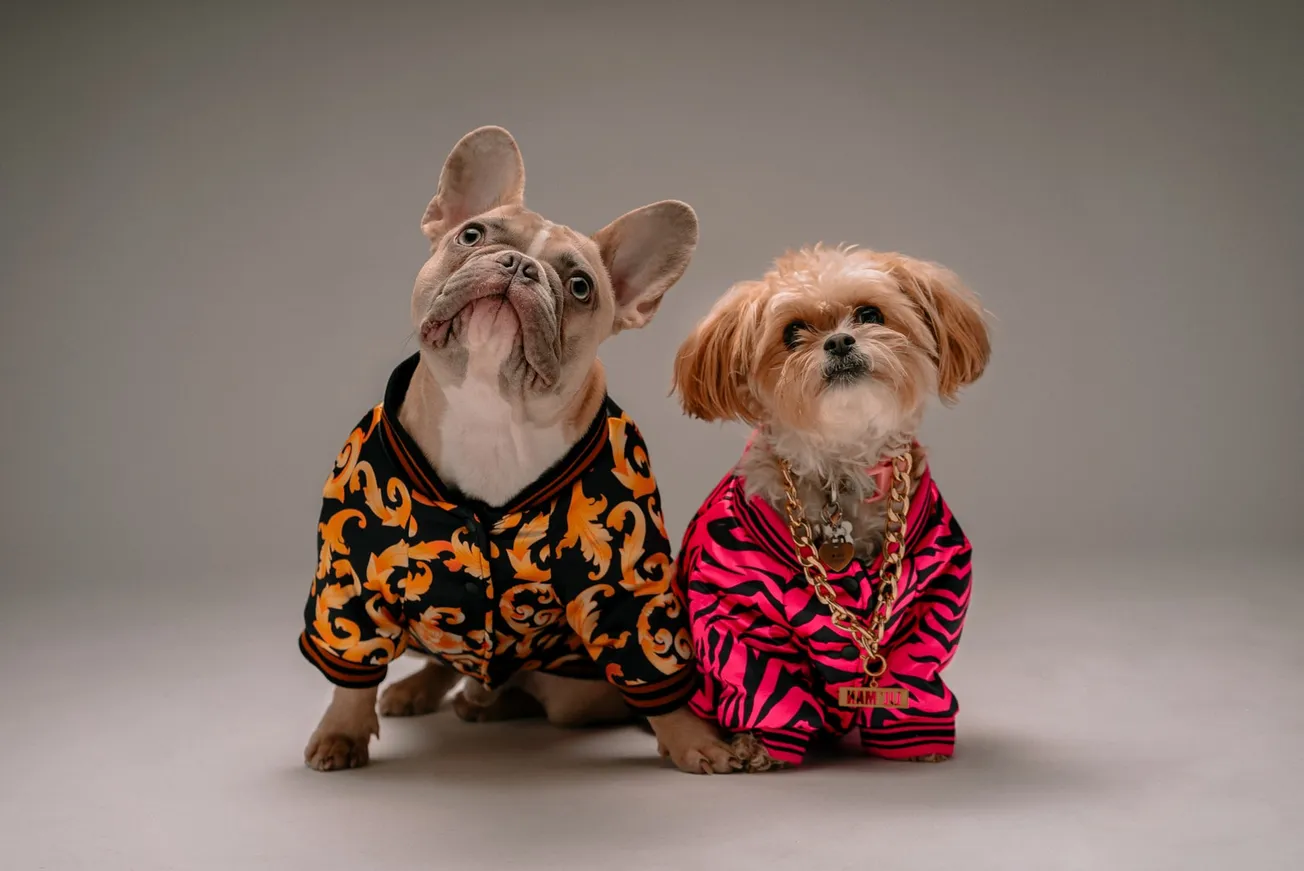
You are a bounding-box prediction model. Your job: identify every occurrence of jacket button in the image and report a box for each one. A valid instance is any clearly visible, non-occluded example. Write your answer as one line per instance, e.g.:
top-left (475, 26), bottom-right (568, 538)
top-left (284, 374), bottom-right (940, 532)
top-left (464, 580), bottom-right (481, 597)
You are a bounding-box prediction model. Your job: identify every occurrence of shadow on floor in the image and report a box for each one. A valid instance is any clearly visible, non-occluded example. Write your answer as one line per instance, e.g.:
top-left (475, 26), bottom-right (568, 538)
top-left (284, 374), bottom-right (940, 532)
top-left (278, 710), bottom-right (1133, 810)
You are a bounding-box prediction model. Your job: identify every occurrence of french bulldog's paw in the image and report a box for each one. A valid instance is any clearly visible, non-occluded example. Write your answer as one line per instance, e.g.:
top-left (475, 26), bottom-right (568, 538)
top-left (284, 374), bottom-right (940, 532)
top-left (905, 753), bottom-right (950, 763)
top-left (304, 730), bottom-right (371, 771)
top-left (729, 732), bottom-right (786, 773)
top-left (649, 708), bottom-right (740, 774)
top-left (379, 676), bottom-right (443, 718)
top-left (451, 691), bottom-right (490, 723)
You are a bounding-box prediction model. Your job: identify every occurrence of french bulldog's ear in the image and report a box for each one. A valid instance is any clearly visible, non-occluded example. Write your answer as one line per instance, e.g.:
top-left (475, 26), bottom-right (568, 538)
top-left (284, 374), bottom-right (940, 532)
top-left (592, 200), bottom-right (699, 332)
top-left (421, 126), bottom-right (525, 244)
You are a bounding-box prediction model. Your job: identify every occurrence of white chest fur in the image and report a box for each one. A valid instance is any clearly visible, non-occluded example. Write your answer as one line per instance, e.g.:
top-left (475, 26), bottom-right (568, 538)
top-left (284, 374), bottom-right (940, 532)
top-left (436, 378), bottom-right (570, 506)
top-left (434, 306), bottom-right (570, 507)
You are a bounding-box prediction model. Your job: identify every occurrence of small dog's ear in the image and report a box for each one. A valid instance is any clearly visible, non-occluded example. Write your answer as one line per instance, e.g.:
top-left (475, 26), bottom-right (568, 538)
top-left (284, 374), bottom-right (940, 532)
top-left (592, 200), bottom-right (698, 333)
top-left (886, 254), bottom-right (991, 402)
top-left (671, 281), bottom-right (765, 424)
top-left (422, 126), bottom-right (525, 244)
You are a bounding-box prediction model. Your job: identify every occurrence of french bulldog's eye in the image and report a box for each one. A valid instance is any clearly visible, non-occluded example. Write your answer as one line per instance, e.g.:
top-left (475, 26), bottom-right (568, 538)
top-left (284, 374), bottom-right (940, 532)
top-left (568, 275), bottom-right (593, 301)
top-left (854, 305), bottom-right (884, 325)
top-left (457, 224), bottom-right (485, 246)
top-left (783, 320), bottom-right (809, 350)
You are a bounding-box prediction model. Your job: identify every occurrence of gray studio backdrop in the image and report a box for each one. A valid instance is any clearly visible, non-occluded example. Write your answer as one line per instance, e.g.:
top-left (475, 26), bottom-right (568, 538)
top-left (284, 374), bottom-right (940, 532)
top-left (2, 1), bottom-right (1301, 596)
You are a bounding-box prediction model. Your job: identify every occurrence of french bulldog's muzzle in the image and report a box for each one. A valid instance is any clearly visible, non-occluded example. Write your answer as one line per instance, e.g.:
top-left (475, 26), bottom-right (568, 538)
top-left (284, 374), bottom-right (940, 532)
top-left (419, 248), bottom-right (563, 387)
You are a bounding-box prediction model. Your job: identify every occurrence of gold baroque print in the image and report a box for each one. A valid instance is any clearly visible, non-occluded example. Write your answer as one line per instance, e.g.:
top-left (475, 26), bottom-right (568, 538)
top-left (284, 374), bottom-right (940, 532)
top-left (350, 462), bottom-right (417, 536)
top-left (608, 416), bottom-right (658, 501)
top-left (408, 605), bottom-right (470, 659)
top-left (566, 583), bottom-right (630, 659)
top-left (321, 407), bottom-right (382, 502)
top-left (410, 530), bottom-right (490, 579)
top-left (302, 372), bottom-right (699, 717)
top-left (505, 511), bottom-right (552, 582)
top-left (317, 508), bottom-right (365, 581)
top-left (559, 480), bottom-right (612, 580)
top-left (605, 500), bottom-right (648, 589)
top-left (498, 582), bottom-right (565, 658)
top-left (364, 540), bottom-right (409, 606)
top-left (397, 561), bottom-right (433, 602)
top-left (637, 577), bottom-right (693, 676)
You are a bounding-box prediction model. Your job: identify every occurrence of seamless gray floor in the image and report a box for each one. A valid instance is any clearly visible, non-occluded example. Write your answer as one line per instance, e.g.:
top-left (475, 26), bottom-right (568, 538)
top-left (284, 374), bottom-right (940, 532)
top-left (4, 554), bottom-right (1301, 871)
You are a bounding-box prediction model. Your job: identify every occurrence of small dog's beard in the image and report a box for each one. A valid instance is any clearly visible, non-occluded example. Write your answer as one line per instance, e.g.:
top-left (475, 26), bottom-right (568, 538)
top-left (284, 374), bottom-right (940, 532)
top-left (815, 381), bottom-right (912, 443)
top-left (766, 343), bottom-right (932, 445)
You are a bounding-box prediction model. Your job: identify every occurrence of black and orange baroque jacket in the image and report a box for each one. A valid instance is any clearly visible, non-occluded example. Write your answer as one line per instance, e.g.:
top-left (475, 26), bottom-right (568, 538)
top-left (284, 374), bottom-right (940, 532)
top-left (299, 354), bottom-right (697, 716)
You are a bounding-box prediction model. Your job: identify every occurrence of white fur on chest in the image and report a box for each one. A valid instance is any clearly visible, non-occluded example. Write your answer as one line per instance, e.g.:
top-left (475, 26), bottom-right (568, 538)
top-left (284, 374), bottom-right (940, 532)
top-left (436, 308), bottom-right (570, 506)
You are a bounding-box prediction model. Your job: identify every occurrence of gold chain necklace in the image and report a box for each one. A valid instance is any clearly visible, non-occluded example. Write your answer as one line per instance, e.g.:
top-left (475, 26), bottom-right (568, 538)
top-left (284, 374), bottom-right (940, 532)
top-left (777, 451), bottom-right (914, 709)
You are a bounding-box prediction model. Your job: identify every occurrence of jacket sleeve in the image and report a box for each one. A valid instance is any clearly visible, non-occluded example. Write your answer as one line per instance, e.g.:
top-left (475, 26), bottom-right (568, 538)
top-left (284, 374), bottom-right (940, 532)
top-left (859, 487), bottom-right (971, 760)
top-left (550, 415), bottom-right (697, 717)
top-left (300, 416), bottom-right (410, 689)
top-left (682, 506), bottom-right (829, 767)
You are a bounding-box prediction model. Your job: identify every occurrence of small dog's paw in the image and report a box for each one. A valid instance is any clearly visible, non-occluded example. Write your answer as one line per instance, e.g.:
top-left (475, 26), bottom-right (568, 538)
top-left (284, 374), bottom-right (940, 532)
top-left (304, 731), bottom-right (371, 771)
top-left (379, 679), bottom-right (442, 718)
top-left (729, 732), bottom-right (786, 773)
top-left (905, 753), bottom-right (950, 763)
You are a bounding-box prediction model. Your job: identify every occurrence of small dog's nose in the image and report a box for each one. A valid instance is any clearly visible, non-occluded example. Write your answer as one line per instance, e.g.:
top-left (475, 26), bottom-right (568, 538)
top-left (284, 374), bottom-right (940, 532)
top-left (496, 251), bottom-right (519, 270)
top-left (823, 333), bottom-right (857, 356)
top-left (519, 260), bottom-right (540, 282)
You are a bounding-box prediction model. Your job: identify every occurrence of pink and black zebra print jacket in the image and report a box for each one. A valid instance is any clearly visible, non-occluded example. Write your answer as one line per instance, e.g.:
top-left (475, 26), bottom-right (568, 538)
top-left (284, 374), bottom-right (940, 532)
top-left (680, 449), bottom-right (972, 766)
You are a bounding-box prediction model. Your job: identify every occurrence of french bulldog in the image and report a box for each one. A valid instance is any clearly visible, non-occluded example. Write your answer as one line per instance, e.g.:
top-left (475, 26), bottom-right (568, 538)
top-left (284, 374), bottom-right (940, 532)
top-left (300, 126), bottom-right (738, 775)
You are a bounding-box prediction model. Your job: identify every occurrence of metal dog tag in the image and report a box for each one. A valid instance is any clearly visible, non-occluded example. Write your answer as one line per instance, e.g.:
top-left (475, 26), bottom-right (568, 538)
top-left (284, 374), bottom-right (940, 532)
top-left (838, 685), bottom-right (910, 709)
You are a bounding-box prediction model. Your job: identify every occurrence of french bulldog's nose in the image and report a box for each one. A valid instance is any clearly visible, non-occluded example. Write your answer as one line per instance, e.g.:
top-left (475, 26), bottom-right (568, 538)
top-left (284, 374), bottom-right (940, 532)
top-left (496, 251), bottom-right (540, 283)
top-left (823, 333), bottom-right (857, 356)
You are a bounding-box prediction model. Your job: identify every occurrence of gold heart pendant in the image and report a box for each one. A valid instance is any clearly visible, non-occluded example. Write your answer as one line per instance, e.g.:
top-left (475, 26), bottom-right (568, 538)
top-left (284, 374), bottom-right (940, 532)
top-left (818, 541), bottom-right (854, 572)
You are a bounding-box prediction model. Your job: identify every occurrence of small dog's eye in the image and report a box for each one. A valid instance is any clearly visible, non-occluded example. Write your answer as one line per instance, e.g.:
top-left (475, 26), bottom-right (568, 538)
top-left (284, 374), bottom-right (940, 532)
top-left (568, 275), bottom-right (592, 301)
top-left (783, 320), bottom-right (809, 350)
top-left (854, 305), bottom-right (884, 326)
top-left (457, 224), bottom-right (485, 246)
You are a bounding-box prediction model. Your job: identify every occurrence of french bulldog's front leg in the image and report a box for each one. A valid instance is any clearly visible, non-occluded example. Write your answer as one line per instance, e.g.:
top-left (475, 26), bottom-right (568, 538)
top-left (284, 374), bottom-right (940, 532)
top-left (304, 686), bottom-right (379, 771)
top-left (379, 658), bottom-right (461, 717)
top-left (647, 706), bottom-right (740, 775)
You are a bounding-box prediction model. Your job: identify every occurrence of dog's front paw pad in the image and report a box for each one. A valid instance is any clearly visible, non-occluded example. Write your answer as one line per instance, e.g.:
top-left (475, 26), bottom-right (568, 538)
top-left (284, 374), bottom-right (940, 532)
top-left (730, 732), bottom-right (785, 773)
top-left (906, 753), bottom-right (950, 763)
top-left (304, 732), bottom-right (370, 771)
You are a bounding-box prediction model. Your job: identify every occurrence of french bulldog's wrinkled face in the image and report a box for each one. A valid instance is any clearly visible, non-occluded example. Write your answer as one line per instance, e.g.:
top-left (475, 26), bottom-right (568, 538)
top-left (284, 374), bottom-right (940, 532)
top-left (411, 126), bottom-right (698, 417)
top-left (413, 206), bottom-right (615, 401)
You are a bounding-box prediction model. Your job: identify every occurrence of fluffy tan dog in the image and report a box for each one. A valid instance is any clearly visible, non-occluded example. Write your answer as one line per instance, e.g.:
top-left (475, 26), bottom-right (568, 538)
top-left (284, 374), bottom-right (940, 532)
top-left (670, 244), bottom-right (991, 771)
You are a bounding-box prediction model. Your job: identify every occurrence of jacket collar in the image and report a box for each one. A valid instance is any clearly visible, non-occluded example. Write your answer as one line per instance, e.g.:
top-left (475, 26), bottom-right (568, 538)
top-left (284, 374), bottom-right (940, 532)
top-left (377, 353), bottom-right (612, 514)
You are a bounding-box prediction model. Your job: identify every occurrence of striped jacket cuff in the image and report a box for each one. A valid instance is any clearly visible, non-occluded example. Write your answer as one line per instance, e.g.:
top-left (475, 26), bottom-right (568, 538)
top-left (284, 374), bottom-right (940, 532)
top-left (755, 728), bottom-right (816, 766)
top-left (299, 631), bottom-right (388, 689)
top-left (615, 666), bottom-right (698, 718)
top-left (860, 717), bottom-right (956, 760)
